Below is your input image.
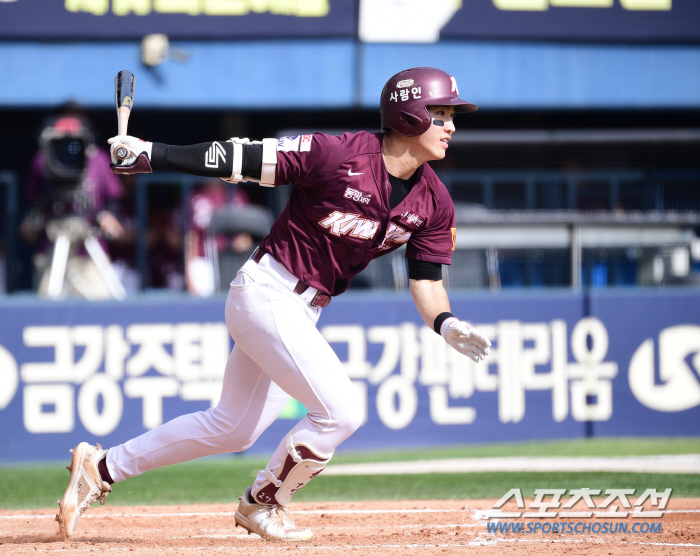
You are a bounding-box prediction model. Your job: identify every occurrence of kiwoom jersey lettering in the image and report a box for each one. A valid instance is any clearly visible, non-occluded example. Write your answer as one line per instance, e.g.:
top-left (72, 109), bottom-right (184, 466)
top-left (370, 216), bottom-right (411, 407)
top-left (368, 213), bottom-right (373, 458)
top-left (319, 211), bottom-right (379, 240)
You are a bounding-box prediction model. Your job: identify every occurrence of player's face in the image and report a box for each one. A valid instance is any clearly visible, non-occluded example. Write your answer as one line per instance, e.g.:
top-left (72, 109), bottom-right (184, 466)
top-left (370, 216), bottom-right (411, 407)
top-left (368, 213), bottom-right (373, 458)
top-left (417, 106), bottom-right (456, 161)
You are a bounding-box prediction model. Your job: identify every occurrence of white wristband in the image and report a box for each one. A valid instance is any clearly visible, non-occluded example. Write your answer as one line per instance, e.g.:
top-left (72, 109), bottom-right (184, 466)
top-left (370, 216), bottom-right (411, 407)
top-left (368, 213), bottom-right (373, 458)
top-left (260, 138), bottom-right (278, 187)
top-left (232, 141), bottom-right (244, 182)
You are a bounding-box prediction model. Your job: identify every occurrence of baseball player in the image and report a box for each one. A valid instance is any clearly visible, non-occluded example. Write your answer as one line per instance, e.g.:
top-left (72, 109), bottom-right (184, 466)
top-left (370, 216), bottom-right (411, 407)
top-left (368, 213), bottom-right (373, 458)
top-left (56, 67), bottom-right (491, 542)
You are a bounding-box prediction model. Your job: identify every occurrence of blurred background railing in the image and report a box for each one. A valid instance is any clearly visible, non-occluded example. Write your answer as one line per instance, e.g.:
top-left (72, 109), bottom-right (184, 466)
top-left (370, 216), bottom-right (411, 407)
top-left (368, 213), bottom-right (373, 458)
top-left (0, 171), bottom-right (18, 294)
top-left (79, 128), bottom-right (698, 295)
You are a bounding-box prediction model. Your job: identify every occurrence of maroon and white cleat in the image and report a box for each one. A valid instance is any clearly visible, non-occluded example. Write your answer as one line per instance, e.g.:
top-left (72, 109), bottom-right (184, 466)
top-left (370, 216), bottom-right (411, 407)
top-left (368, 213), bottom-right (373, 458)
top-left (234, 487), bottom-right (312, 542)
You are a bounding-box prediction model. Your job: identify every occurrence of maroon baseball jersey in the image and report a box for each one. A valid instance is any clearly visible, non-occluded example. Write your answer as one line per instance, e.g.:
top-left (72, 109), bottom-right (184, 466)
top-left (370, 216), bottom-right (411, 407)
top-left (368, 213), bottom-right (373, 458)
top-left (258, 131), bottom-right (456, 296)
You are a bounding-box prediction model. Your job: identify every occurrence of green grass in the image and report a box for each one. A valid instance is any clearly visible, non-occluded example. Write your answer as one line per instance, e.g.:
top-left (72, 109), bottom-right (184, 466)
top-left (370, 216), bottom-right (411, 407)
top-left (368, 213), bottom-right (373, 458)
top-left (330, 437), bottom-right (700, 463)
top-left (1, 437), bottom-right (698, 510)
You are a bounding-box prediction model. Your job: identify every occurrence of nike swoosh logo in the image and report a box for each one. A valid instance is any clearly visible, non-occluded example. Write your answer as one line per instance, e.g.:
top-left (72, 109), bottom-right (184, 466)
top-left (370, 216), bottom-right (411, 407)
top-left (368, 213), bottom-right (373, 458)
top-left (348, 169), bottom-right (364, 176)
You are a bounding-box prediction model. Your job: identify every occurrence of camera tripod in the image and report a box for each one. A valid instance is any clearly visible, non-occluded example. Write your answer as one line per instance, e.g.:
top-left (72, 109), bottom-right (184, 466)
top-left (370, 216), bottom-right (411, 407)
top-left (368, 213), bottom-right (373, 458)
top-left (39, 216), bottom-right (126, 300)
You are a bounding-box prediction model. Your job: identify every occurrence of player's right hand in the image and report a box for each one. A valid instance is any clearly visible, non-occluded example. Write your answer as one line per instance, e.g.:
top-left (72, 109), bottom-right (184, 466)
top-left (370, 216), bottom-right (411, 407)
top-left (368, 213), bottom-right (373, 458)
top-left (441, 318), bottom-right (491, 363)
top-left (108, 135), bottom-right (153, 174)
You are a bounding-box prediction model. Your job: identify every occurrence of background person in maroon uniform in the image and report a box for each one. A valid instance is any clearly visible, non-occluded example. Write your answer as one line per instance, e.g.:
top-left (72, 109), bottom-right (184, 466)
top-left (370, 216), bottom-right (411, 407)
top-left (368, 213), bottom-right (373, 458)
top-left (56, 67), bottom-right (492, 542)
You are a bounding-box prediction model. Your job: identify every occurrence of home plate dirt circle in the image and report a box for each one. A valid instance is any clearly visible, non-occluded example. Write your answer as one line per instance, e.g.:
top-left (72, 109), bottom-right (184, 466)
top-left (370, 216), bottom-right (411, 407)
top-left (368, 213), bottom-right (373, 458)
top-left (2, 499), bottom-right (699, 555)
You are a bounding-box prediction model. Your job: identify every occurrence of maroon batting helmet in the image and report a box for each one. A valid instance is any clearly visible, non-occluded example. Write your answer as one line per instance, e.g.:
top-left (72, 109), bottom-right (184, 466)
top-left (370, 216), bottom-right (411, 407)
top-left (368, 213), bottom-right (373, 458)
top-left (380, 67), bottom-right (477, 137)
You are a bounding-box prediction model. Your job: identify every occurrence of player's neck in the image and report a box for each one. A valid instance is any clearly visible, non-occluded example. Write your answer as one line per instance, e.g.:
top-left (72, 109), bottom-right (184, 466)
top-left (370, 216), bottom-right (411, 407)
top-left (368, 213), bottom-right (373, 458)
top-left (381, 132), bottom-right (425, 179)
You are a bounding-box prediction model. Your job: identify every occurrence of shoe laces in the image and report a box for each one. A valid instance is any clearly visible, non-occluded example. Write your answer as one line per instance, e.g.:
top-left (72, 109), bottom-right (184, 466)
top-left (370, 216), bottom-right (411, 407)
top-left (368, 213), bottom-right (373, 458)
top-left (266, 504), bottom-right (296, 529)
top-left (77, 485), bottom-right (110, 515)
top-left (97, 488), bottom-right (110, 506)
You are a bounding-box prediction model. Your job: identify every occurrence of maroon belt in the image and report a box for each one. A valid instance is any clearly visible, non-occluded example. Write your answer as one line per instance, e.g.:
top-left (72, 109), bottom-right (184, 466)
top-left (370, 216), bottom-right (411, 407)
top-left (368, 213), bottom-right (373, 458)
top-left (251, 249), bottom-right (331, 308)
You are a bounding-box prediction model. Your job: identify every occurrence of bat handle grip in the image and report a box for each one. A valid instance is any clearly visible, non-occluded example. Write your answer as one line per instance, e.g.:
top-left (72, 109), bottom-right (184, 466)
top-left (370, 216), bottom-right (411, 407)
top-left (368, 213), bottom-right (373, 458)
top-left (114, 106), bottom-right (132, 161)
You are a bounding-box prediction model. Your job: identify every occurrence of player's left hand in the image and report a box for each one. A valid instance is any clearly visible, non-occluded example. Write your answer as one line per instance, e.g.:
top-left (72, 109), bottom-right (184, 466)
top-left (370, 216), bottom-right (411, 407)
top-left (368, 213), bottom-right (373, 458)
top-left (441, 318), bottom-right (491, 363)
top-left (108, 135), bottom-right (153, 174)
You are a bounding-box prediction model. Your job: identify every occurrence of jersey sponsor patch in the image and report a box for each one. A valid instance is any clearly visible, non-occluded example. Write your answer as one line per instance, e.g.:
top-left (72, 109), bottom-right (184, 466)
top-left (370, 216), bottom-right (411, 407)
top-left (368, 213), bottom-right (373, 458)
top-left (300, 134), bottom-right (313, 152)
top-left (277, 135), bottom-right (301, 152)
top-left (400, 210), bottom-right (425, 228)
top-left (205, 141), bottom-right (226, 168)
top-left (344, 186), bottom-right (372, 205)
top-left (319, 211), bottom-right (379, 240)
top-left (277, 134), bottom-right (313, 153)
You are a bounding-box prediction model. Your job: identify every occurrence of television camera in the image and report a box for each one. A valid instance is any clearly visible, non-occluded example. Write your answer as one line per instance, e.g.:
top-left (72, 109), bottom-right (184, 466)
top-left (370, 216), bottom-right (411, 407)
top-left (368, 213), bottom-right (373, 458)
top-left (33, 115), bottom-right (125, 300)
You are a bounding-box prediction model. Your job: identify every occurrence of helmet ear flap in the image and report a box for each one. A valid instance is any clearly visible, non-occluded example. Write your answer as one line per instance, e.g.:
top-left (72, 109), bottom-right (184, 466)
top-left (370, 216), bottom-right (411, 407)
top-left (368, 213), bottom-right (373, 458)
top-left (403, 114), bottom-right (417, 127)
top-left (396, 110), bottom-right (430, 136)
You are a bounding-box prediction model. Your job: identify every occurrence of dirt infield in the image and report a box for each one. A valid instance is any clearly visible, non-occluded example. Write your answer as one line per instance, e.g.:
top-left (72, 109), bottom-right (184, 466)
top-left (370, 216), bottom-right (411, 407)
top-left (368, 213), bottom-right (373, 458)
top-left (2, 498), bottom-right (699, 555)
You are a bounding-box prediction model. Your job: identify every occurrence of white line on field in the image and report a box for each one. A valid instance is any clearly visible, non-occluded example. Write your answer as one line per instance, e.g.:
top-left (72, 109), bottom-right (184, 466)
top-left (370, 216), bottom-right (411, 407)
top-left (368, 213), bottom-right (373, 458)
top-left (0, 508), bottom-right (469, 519)
top-left (3, 507), bottom-right (700, 520)
top-left (324, 454), bottom-right (700, 475)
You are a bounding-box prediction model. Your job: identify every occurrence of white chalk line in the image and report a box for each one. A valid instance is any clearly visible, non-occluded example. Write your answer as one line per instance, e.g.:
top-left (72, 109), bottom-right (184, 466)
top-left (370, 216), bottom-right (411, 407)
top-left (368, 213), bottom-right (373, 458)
top-left (0, 508), bottom-right (469, 520)
top-left (3, 507), bottom-right (700, 520)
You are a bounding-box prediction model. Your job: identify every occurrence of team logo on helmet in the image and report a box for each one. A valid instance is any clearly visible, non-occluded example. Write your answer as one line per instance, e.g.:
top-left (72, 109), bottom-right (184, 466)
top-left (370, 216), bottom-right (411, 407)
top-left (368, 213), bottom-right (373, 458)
top-left (396, 79), bottom-right (414, 88)
top-left (450, 76), bottom-right (459, 95)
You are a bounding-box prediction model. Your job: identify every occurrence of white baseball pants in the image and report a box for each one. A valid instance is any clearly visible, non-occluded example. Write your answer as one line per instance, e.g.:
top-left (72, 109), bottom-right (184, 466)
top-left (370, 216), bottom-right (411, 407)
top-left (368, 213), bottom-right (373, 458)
top-left (106, 254), bottom-right (364, 494)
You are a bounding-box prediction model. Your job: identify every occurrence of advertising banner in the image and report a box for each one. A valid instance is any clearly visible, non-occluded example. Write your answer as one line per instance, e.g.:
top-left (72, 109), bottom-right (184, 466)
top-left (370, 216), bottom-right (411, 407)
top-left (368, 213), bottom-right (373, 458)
top-left (2, 1), bottom-right (699, 42)
top-left (0, 291), bottom-right (699, 462)
top-left (439, 0), bottom-right (700, 43)
top-left (359, 0), bottom-right (700, 44)
top-left (0, 0), bottom-right (355, 40)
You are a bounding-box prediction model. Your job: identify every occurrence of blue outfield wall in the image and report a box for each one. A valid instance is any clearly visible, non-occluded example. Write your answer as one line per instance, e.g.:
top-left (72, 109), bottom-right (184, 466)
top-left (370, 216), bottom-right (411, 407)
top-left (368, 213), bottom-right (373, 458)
top-left (0, 40), bottom-right (699, 109)
top-left (0, 290), bottom-right (699, 462)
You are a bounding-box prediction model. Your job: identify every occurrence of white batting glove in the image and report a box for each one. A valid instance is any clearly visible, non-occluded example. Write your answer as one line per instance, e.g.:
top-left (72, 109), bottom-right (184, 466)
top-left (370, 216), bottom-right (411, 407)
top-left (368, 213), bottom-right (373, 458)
top-left (108, 135), bottom-right (153, 173)
top-left (441, 318), bottom-right (491, 363)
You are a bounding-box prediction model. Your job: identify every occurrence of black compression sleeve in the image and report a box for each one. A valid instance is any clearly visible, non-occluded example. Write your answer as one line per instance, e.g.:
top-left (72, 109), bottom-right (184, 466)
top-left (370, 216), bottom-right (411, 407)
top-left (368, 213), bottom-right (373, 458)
top-left (150, 141), bottom-right (233, 177)
top-left (150, 141), bottom-right (264, 180)
top-left (407, 258), bottom-right (443, 281)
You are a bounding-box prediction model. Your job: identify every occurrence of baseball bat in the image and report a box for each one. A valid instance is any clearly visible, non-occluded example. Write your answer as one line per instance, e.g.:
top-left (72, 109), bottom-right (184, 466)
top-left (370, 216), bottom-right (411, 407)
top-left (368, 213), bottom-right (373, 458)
top-left (113, 70), bottom-right (135, 160)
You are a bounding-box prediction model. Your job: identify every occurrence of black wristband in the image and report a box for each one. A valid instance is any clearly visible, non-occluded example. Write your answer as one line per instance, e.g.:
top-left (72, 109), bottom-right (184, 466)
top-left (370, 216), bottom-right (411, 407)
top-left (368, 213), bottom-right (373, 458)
top-left (151, 142), bottom-right (167, 171)
top-left (242, 143), bottom-right (263, 180)
top-left (433, 311), bottom-right (455, 335)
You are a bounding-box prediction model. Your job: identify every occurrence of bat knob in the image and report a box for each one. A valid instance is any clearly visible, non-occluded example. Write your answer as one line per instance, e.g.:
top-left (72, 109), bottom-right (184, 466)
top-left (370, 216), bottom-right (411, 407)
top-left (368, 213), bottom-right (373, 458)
top-left (115, 146), bottom-right (129, 160)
